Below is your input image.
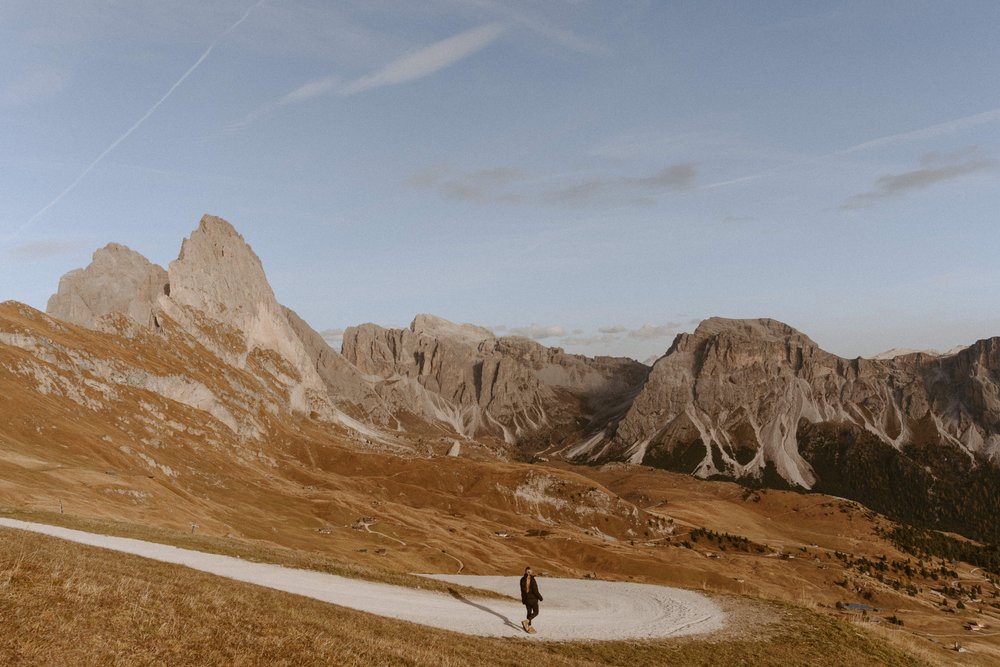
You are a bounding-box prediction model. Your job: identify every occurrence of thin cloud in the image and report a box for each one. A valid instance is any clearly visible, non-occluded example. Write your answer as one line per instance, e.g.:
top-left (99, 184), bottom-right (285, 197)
top-left (561, 333), bottom-right (618, 346)
top-left (508, 323), bottom-right (565, 340)
top-left (447, 0), bottom-right (606, 55)
top-left (227, 23), bottom-right (505, 132)
top-left (279, 75), bottom-right (341, 105)
top-left (408, 166), bottom-right (526, 203)
top-left (341, 22), bottom-right (506, 96)
top-left (409, 162), bottom-right (696, 208)
top-left (0, 65), bottom-right (68, 108)
top-left (632, 164), bottom-right (696, 190)
top-left (629, 322), bottom-right (682, 339)
top-left (598, 325), bottom-right (626, 334)
top-left (704, 107), bottom-right (1000, 192)
top-left (838, 108), bottom-right (1000, 156)
top-left (5, 238), bottom-right (90, 261)
top-left (320, 327), bottom-right (345, 346)
top-left (842, 151), bottom-right (997, 209)
top-left (226, 74), bottom-right (340, 132)
top-left (544, 164), bottom-right (696, 207)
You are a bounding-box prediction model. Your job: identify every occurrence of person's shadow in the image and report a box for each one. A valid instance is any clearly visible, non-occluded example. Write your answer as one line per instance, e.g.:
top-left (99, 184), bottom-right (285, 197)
top-left (447, 588), bottom-right (524, 632)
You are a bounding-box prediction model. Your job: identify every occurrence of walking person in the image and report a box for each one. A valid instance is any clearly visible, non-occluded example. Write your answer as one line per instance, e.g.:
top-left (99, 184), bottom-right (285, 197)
top-left (519, 566), bottom-right (543, 633)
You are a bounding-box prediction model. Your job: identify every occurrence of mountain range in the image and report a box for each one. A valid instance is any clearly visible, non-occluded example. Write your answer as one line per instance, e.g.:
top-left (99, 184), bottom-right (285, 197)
top-left (9, 214), bottom-right (1000, 543)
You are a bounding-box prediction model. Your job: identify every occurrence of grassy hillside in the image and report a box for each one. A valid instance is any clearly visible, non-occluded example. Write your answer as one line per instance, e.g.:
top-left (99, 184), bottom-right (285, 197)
top-left (0, 525), bottom-right (932, 666)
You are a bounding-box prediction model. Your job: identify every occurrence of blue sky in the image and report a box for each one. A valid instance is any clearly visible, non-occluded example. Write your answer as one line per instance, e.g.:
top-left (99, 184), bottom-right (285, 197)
top-left (2, 1), bottom-right (999, 362)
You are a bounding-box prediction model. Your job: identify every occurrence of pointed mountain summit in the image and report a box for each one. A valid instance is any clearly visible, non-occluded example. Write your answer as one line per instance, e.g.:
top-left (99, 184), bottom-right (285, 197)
top-left (167, 215), bottom-right (278, 334)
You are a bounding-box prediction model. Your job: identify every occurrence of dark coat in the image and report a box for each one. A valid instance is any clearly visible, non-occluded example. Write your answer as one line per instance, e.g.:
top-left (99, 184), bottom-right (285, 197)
top-left (519, 574), bottom-right (542, 603)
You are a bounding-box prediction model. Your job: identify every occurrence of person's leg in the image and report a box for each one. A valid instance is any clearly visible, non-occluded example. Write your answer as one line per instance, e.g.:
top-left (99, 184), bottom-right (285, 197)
top-left (527, 599), bottom-right (539, 623)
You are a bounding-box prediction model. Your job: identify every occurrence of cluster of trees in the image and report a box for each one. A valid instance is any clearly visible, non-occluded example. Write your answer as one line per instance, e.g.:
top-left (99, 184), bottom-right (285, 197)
top-left (687, 527), bottom-right (767, 553)
top-left (797, 421), bottom-right (1000, 544)
top-left (832, 552), bottom-right (919, 596)
top-left (880, 523), bottom-right (1000, 576)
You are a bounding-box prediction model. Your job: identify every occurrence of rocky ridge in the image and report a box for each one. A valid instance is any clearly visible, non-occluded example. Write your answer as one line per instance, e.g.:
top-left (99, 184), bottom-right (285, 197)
top-left (26, 214), bottom-right (1000, 542)
top-left (573, 318), bottom-right (1000, 481)
top-left (341, 316), bottom-right (649, 445)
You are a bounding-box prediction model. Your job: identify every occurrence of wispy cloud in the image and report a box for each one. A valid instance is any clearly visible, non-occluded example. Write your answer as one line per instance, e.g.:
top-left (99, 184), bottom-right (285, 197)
top-left (407, 166), bottom-right (526, 203)
top-left (543, 164), bottom-right (696, 207)
top-left (409, 162), bottom-right (697, 208)
top-left (0, 65), bottom-right (68, 108)
top-left (4, 238), bottom-right (90, 261)
top-left (561, 333), bottom-right (618, 346)
top-left (704, 107), bottom-right (1000, 192)
top-left (341, 22), bottom-right (506, 96)
top-left (837, 108), bottom-right (1000, 156)
top-left (632, 164), bottom-right (697, 190)
top-left (227, 74), bottom-right (340, 132)
top-left (228, 23), bottom-right (506, 132)
top-left (320, 327), bottom-right (345, 346)
top-left (450, 0), bottom-right (606, 55)
top-left (628, 322), bottom-right (682, 339)
top-left (558, 322), bottom-right (684, 348)
top-left (842, 149), bottom-right (997, 209)
top-left (508, 323), bottom-right (565, 339)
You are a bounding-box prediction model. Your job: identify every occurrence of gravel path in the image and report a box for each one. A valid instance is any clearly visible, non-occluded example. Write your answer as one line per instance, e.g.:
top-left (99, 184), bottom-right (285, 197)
top-left (0, 518), bottom-right (725, 640)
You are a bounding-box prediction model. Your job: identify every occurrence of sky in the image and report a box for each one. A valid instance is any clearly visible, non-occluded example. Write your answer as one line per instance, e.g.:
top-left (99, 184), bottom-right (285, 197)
top-left (2, 1), bottom-right (999, 363)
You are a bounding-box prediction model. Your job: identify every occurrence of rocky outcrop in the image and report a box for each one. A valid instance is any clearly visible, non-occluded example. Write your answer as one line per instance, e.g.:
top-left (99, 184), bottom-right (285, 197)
top-left (342, 315), bottom-right (648, 443)
top-left (280, 305), bottom-right (393, 423)
top-left (47, 244), bottom-right (167, 330)
top-left (574, 317), bottom-right (1000, 493)
top-left (164, 216), bottom-right (312, 377)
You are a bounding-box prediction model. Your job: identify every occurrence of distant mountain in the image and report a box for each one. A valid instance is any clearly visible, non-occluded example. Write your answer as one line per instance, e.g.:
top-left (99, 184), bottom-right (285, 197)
top-left (563, 317), bottom-right (1000, 541)
top-left (869, 346), bottom-right (968, 360)
top-left (341, 315), bottom-right (648, 447)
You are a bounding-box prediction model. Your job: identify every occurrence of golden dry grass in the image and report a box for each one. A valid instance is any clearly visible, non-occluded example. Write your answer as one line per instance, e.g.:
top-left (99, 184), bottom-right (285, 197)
top-left (0, 525), bottom-right (932, 666)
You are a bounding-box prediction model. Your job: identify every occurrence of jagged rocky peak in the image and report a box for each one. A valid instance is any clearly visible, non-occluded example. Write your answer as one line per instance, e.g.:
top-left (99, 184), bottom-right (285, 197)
top-left (869, 345), bottom-right (969, 360)
top-left (46, 242), bottom-right (167, 330)
top-left (342, 313), bottom-right (649, 444)
top-left (411, 313), bottom-right (495, 346)
top-left (586, 315), bottom-right (1000, 496)
top-left (691, 316), bottom-right (816, 343)
top-left (162, 214), bottom-right (312, 373)
top-left (167, 214), bottom-right (276, 323)
top-left (672, 317), bottom-right (821, 360)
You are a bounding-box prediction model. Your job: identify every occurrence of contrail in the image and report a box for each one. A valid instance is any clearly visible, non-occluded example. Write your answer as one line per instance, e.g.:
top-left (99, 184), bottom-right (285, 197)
top-left (10, 0), bottom-right (265, 240)
top-left (703, 106), bottom-right (1000, 191)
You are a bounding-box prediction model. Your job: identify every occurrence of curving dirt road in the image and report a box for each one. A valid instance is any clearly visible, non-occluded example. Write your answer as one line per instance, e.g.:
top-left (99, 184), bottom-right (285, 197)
top-left (0, 518), bottom-right (724, 640)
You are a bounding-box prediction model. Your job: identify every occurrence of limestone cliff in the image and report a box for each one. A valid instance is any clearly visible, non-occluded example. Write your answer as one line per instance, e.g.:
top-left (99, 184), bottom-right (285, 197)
top-left (573, 317), bottom-right (1000, 496)
top-left (342, 315), bottom-right (649, 444)
top-left (47, 243), bottom-right (167, 331)
top-left (45, 215), bottom-right (395, 442)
